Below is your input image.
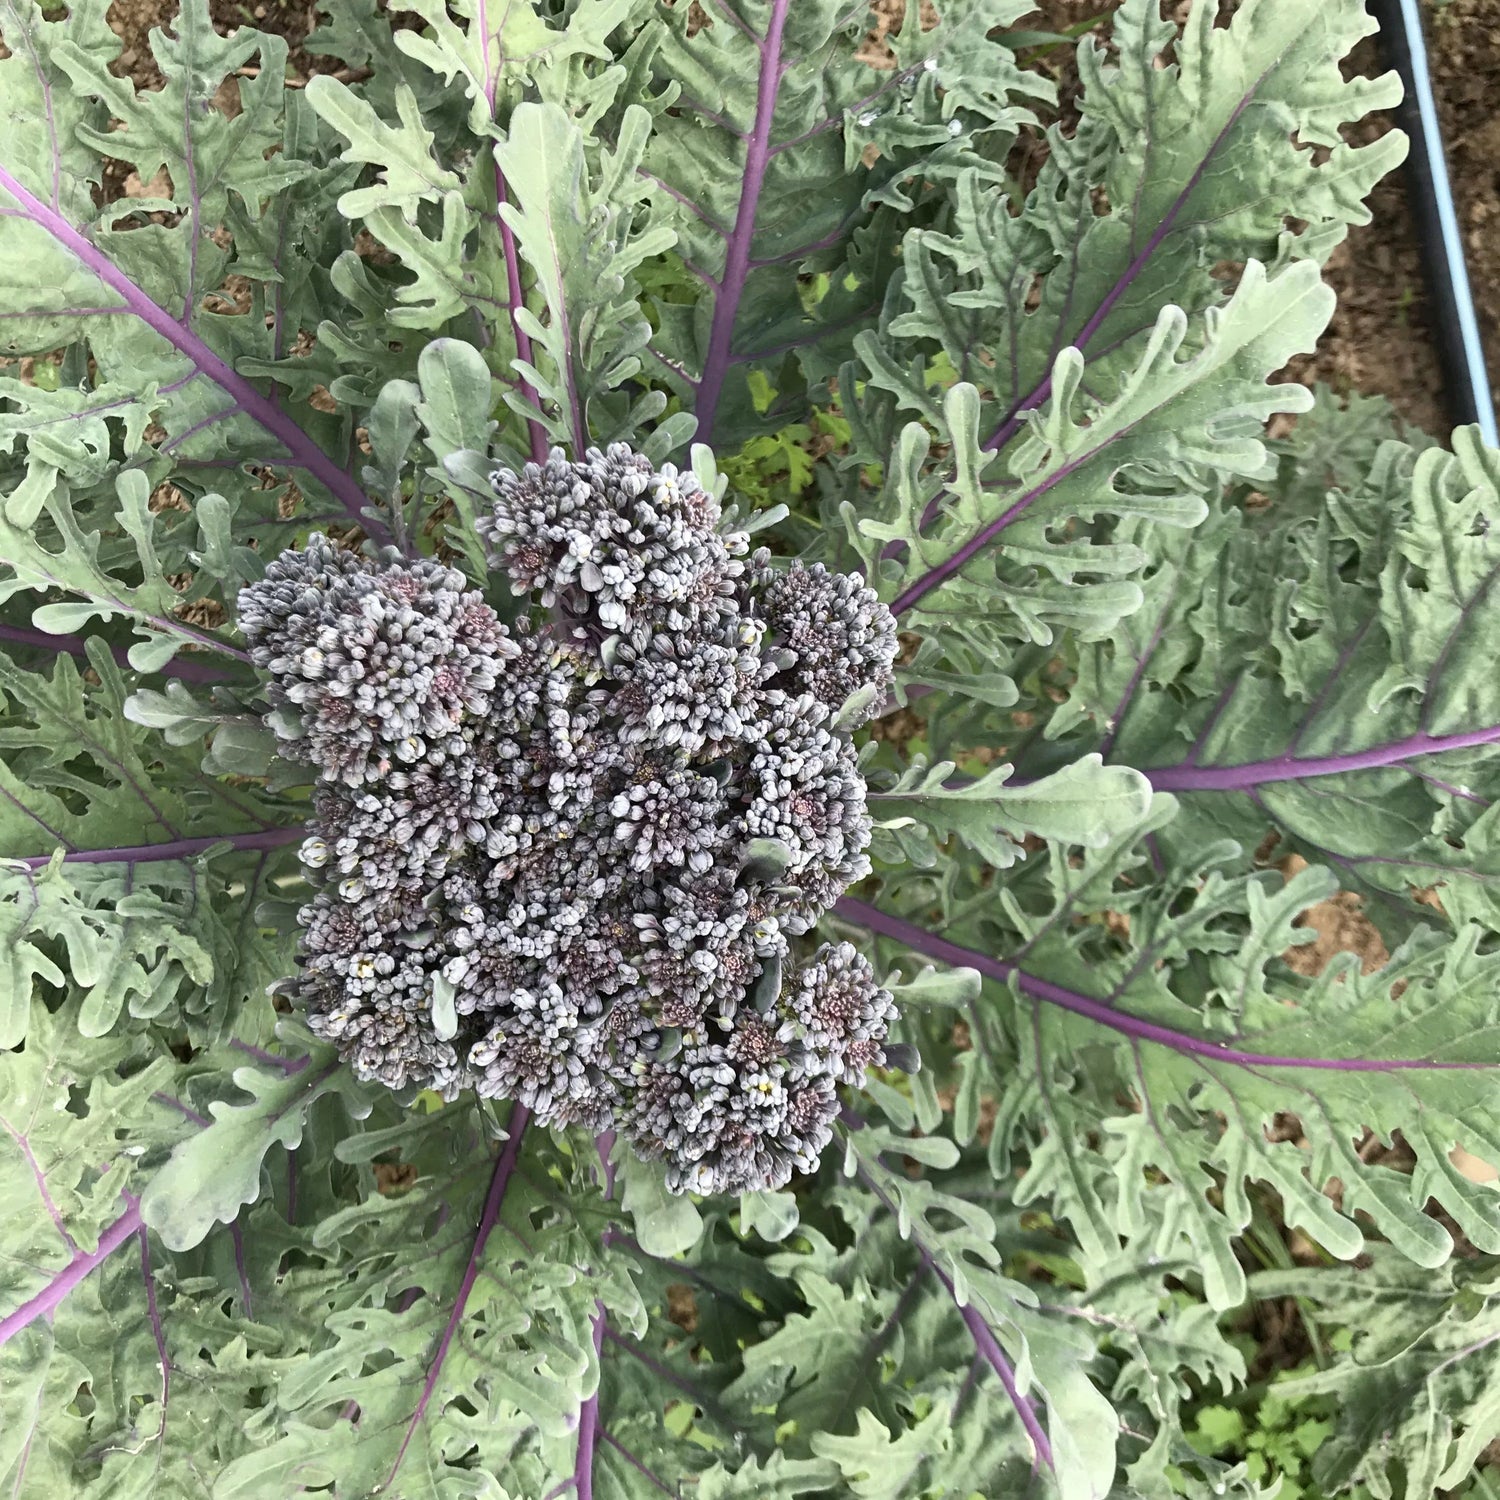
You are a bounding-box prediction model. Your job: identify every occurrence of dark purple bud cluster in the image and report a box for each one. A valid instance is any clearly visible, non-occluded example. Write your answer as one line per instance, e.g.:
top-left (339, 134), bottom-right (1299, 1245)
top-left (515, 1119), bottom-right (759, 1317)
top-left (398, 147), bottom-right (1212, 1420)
top-left (241, 444), bottom-right (903, 1194)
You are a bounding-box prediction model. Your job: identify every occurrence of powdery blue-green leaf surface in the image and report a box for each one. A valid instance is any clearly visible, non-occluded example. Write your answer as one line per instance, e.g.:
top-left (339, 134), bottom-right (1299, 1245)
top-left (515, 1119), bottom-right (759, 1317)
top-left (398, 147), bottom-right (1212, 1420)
top-left (840, 0), bottom-right (1404, 705)
top-left (1252, 1253), bottom-right (1500, 1496)
top-left (865, 749), bottom-right (1152, 869)
top-left (639, 0), bottom-right (1049, 448)
top-left (1069, 429), bottom-right (1500, 934)
top-left (493, 100), bottom-right (674, 451)
top-left (138, 1052), bottom-right (354, 1251)
top-left (0, 0), bottom-right (385, 544)
top-left (6, 0), bottom-right (1498, 1497)
top-left (834, 392), bottom-right (1500, 1493)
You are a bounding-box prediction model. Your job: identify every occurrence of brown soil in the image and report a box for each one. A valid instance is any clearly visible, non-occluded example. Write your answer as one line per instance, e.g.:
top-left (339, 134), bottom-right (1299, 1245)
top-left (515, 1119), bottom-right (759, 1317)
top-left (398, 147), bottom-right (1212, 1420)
top-left (1426, 0), bottom-right (1500, 422)
top-left (106, 0), bottom-right (353, 87)
top-left (1276, 855), bottom-right (1391, 977)
top-left (373, 1158), bottom-right (417, 1195)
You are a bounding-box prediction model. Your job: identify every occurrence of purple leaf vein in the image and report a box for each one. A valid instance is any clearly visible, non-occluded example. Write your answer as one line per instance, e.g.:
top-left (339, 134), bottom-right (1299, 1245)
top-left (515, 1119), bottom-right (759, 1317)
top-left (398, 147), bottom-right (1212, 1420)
top-left (693, 0), bottom-right (792, 442)
top-left (836, 897), bottom-right (1498, 1072)
top-left (0, 162), bottom-right (383, 541)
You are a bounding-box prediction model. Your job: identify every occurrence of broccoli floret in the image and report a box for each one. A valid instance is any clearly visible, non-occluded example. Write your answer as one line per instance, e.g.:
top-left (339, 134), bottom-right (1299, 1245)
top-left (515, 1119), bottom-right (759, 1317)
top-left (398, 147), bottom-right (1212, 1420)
top-left (749, 550), bottom-right (898, 724)
top-left (239, 443), bottom-right (906, 1195)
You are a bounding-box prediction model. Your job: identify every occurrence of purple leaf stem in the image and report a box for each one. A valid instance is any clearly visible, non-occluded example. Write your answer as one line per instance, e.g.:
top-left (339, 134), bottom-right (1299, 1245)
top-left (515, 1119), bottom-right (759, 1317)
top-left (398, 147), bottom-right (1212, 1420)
top-left (595, 1129), bottom-right (617, 1197)
top-left (0, 164), bottom-right (389, 547)
top-left (953, 1296), bottom-right (1053, 1477)
top-left (493, 172), bottom-right (548, 464)
top-left (891, 420), bottom-right (1116, 616)
top-left (771, 59), bottom-right (931, 157)
top-left (1281, 620), bottom-right (1378, 762)
top-left (705, 0), bottom-right (760, 46)
top-left (980, 91), bottom-right (1259, 456)
top-left (0, 622), bottom-right (234, 682)
top-left (1413, 769), bottom-right (1493, 807)
top-left (675, 96), bottom-right (747, 139)
top-left (601, 1229), bottom-right (743, 1310)
top-left (232, 1224), bottom-right (253, 1319)
top-left (835, 895), bottom-right (1499, 1073)
top-left (902, 85), bottom-right (1264, 575)
top-left (230, 1038), bottom-right (310, 1075)
top-left (0, 779), bottom-right (71, 847)
top-left (1143, 720), bottom-right (1500, 793)
top-left (571, 1130), bottom-right (616, 1500)
top-left (138, 1225), bottom-right (170, 1418)
top-left (679, 254), bottom-right (722, 291)
top-left (1170, 679), bottom-right (1238, 772)
top-left (642, 345), bottom-right (693, 384)
top-left (153, 1092), bottom-right (210, 1127)
top-left (639, 169), bottom-right (728, 237)
top-left (158, 404), bottom-right (243, 457)
top-left (574, 1309), bottom-right (606, 1500)
top-left (1097, 614), bottom-right (1166, 760)
top-left (476, 0), bottom-right (547, 464)
top-left (825, 1270), bottom-right (924, 1435)
top-left (727, 302), bottom-right (879, 366)
top-left (601, 1433), bottom-right (674, 1495)
top-left (383, 1102), bottom-right (532, 1491)
top-left (151, 617), bottom-right (251, 664)
top-left (850, 1149), bottom-right (1054, 1477)
top-left (0, 1195), bottom-right (143, 1349)
top-left (693, 0), bottom-right (793, 443)
top-left (747, 213), bottom-right (858, 268)
top-left (601, 1325), bottom-right (733, 1425)
top-left (1, 1090), bottom-right (306, 1358)
top-left (9, 825), bottom-right (302, 871)
top-left (0, 1114), bottom-right (77, 1253)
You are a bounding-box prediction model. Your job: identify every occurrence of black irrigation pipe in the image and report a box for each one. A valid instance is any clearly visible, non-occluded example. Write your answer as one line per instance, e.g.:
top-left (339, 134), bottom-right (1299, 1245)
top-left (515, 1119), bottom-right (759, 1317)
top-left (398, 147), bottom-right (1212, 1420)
top-left (1370, 0), bottom-right (1499, 445)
